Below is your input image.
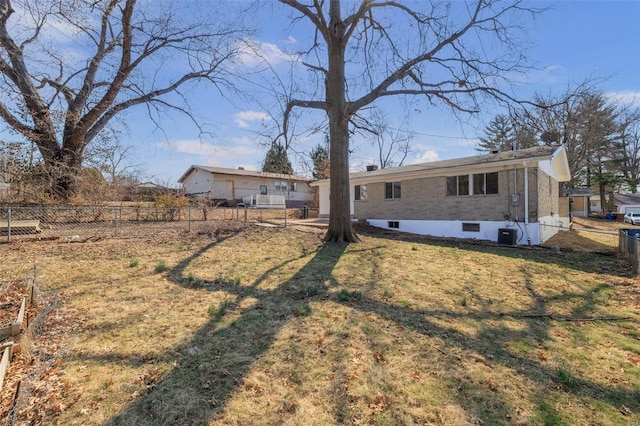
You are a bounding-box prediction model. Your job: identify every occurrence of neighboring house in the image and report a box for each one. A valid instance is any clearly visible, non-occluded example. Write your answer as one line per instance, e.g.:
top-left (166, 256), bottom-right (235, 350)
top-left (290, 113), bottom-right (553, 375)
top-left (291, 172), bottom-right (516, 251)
top-left (613, 193), bottom-right (640, 214)
top-left (589, 195), bottom-right (603, 214)
top-left (178, 166), bottom-right (315, 208)
top-left (562, 188), bottom-right (591, 218)
top-left (311, 145), bottom-right (571, 245)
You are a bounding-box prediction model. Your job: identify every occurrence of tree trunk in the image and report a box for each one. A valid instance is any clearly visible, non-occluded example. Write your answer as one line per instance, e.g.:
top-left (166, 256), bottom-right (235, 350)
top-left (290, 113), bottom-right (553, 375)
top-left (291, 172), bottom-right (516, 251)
top-left (324, 0), bottom-right (358, 243)
top-left (38, 139), bottom-right (84, 202)
top-left (598, 184), bottom-right (607, 214)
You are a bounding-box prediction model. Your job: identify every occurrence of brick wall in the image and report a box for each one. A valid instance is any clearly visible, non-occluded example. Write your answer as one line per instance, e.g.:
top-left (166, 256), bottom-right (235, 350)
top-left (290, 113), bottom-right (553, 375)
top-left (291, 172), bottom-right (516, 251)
top-left (354, 168), bottom-right (553, 222)
top-left (535, 168), bottom-right (560, 218)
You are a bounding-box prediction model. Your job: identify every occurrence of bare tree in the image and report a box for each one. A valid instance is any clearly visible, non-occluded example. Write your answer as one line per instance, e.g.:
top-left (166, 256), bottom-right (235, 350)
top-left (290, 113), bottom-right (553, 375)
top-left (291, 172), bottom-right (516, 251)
top-left (84, 129), bottom-right (140, 185)
top-left (354, 108), bottom-right (412, 169)
top-left (0, 0), bottom-right (247, 201)
top-left (279, 0), bottom-right (541, 242)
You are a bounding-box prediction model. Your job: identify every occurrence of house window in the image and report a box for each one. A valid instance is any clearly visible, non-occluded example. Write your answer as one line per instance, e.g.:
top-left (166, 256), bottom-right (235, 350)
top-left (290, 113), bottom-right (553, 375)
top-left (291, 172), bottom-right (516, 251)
top-left (462, 223), bottom-right (480, 232)
top-left (446, 175), bottom-right (469, 196)
top-left (473, 172), bottom-right (499, 195)
top-left (290, 182), bottom-right (297, 192)
top-left (275, 181), bottom-right (287, 191)
top-left (385, 181), bottom-right (401, 199)
top-left (388, 221), bottom-right (399, 229)
top-left (448, 173), bottom-right (497, 195)
top-left (260, 185), bottom-right (267, 195)
top-left (446, 176), bottom-right (457, 196)
top-left (355, 185), bottom-right (367, 201)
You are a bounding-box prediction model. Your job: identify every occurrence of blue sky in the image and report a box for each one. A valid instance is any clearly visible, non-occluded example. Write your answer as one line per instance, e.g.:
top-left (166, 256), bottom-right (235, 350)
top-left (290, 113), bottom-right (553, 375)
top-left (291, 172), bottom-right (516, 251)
top-left (2, 1), bottom-right (640, 186)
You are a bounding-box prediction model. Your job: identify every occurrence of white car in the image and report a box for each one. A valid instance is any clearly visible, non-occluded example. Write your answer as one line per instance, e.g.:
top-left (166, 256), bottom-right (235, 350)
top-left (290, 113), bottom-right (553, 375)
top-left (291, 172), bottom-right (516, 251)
top-left (623, 212), bottom-right (640, 225)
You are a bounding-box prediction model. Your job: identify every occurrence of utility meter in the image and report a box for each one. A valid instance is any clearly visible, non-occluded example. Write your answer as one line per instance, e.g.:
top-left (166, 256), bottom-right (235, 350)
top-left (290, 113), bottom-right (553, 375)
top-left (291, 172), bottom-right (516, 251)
top-left (511, 193), bottom-right (520, 206)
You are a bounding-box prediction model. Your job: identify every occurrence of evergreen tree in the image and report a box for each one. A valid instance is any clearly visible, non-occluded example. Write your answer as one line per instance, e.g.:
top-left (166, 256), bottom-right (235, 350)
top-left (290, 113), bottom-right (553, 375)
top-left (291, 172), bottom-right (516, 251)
top-left (477, 115), bottom-right (516, 152)
top-left (262, 143), bottom-right (293, 174)
top-left (310, 136), bottom-right (330, 179)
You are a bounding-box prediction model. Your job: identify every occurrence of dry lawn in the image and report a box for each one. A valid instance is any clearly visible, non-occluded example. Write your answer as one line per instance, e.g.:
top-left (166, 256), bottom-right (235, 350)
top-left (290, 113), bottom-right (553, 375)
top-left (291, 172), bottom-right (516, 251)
top-left (1, 219), bottom-right (639, 425)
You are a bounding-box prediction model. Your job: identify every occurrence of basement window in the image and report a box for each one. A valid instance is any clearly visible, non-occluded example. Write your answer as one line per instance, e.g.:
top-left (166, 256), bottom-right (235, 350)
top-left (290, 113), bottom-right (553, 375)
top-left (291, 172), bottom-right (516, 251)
top-left (462, 223), bottom-right (480, 232)
top-left (388, 221), bottom-right (400, 229)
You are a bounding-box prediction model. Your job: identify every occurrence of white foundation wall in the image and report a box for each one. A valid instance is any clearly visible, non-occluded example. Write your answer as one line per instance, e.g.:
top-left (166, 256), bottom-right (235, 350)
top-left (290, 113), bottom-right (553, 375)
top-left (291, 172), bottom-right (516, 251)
top-left (366, 219), bottom-right (544, 245)
top-left (538, 214), bottom-right (571, 244)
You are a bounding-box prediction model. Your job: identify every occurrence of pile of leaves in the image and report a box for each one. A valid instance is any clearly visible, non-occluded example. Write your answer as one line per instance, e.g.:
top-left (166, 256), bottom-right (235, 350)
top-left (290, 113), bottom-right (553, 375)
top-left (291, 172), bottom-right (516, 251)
top-left (0, 272), bottom-right (72, 423)
top-left (0, 280), bottom-right (27, 329)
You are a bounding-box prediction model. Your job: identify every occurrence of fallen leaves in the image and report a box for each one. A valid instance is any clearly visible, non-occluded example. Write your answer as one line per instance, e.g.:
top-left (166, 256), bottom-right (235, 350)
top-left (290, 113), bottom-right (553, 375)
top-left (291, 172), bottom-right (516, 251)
top-left (628, 356), bottom-right (640, 365)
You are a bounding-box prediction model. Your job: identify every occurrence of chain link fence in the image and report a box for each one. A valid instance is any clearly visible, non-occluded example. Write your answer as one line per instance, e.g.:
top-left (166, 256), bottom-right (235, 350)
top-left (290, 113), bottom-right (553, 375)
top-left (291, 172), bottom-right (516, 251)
top-left (619, 229), bottom-right (640, 275)
top-left (0, 205), bottom-right (302, 242)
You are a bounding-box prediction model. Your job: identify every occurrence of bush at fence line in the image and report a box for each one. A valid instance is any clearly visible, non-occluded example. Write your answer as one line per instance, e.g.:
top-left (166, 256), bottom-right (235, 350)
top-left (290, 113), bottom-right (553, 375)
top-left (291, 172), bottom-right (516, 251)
top-left (153, 195), bottom-right (190, 222)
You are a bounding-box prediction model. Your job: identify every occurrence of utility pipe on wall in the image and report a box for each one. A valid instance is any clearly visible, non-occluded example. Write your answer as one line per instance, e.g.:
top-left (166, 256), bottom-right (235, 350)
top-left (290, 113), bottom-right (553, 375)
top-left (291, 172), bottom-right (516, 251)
top-left (524, 161), bottom-right (531, 245)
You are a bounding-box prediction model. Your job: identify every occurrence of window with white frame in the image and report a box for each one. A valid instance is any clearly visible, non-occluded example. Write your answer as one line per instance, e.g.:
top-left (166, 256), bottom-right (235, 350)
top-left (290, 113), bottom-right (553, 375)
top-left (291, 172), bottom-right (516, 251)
top-left (355, 184), bottom-right (367, 201)
top-left (473, 172), bottom-right (499, 195)
top-left (447, 173), bottom-right (498, 196)
top-left (275, 181), bottom-right (287, 191)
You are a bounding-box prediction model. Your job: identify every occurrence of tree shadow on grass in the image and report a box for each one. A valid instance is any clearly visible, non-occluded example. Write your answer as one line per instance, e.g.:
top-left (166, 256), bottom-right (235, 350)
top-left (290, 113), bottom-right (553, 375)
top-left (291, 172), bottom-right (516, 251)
top-left (106, 235), bottom-right (347, 425)
top-left (104, 228), bottom-right (638, 425)
top-left (320, 229), bottom-right (638, 424)
top-left (333, 286), bottom-right (639, 424)
top-left (356, 226), bottom-right (632, 277)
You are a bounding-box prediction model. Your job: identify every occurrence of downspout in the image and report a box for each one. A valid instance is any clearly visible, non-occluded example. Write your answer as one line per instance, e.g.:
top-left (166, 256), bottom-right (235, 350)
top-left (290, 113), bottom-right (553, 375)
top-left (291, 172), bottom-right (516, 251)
top-left (523, 161), bottom-right (531, 245)
top-left (513, 166), bottom-right (518, 221)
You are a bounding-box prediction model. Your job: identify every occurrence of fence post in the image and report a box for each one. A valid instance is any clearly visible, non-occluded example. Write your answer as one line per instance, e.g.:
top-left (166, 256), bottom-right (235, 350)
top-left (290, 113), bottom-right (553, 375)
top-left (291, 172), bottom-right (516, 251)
top-left (188, 206), bottom-right (192, 233)
top-left (115, 208), bottom-right (120, 236)
top-left (7, 207), bottom-right (11, 242)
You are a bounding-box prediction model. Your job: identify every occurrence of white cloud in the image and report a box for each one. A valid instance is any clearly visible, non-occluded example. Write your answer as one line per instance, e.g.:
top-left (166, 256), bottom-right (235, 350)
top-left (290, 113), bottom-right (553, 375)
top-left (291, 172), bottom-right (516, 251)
top-left (606, 91), bottom-right (640, 107)
top-left (350, 157), bottom-right (377, 172)
top-left (165, 139), bottom-right (218, 156)
top-left (162, 138), bottom-right (263, 169)
top-left (410, 149), bottom-right (439, 164)
top-left (236, 39), bottom-right (297, 67)
top-left (233, 111), bottom-right (269, 129)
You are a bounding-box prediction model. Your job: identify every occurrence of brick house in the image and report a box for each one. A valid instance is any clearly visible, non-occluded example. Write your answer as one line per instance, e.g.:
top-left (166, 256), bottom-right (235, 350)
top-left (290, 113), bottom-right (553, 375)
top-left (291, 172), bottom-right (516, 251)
top-left (312, 145), bottom-right (571, 245)
top-left (178, 166), bottom-right (315, 208)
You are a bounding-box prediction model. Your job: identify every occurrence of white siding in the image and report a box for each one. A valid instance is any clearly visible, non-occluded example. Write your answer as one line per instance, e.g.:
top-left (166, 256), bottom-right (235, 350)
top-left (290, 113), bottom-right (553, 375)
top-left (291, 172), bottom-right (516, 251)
top-left (182, 169), bottom-right (214, 196)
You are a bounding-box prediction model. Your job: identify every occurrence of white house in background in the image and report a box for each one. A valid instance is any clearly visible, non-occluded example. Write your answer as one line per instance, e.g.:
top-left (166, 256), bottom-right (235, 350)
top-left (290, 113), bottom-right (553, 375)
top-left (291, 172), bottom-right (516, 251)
top-left (589, 195), bottom-right (604, 214)
top-left (311, 145), bottom-right (571, 245)
top-left (178, 166), bottom-right (315, 208)
top-left (613, 193), bottom-right (640, 214)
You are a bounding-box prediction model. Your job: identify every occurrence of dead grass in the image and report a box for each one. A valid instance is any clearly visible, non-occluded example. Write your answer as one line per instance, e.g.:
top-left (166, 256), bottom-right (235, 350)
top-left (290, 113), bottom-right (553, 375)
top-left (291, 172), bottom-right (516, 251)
top-left (0, 219), bottom-right (639, 425)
